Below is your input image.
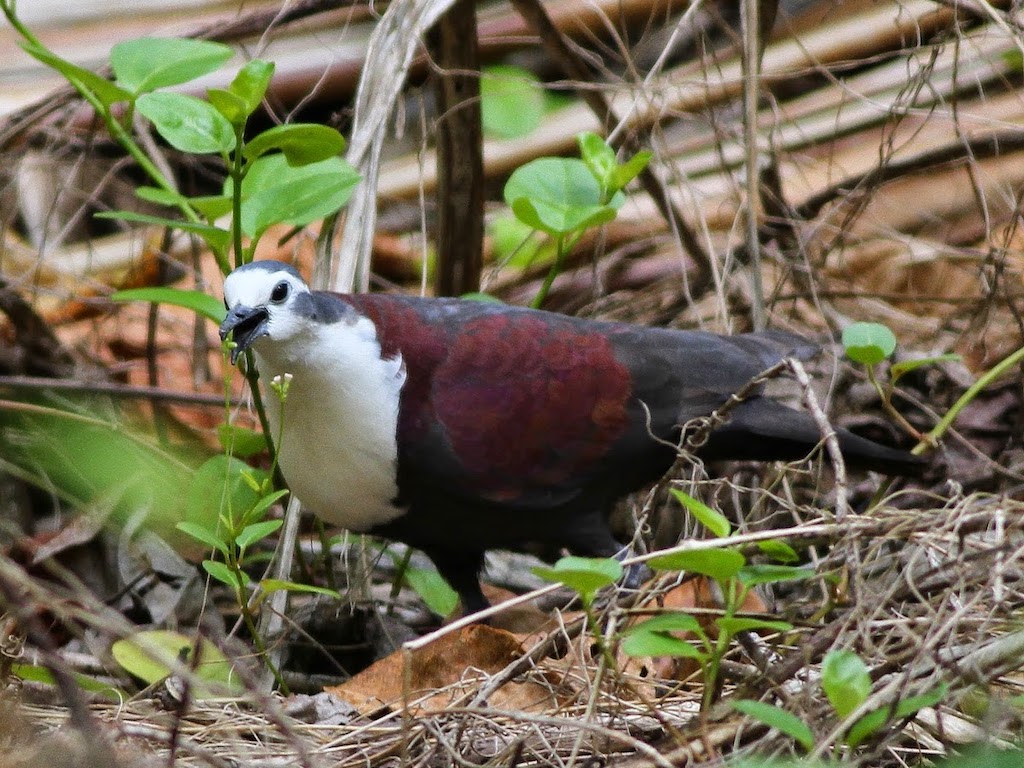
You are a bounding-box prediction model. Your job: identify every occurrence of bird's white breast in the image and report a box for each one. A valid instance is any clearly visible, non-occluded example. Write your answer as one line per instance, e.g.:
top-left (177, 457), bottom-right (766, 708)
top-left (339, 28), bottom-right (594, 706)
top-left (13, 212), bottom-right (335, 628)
top-left (254, 316), bottom-right (407, 531)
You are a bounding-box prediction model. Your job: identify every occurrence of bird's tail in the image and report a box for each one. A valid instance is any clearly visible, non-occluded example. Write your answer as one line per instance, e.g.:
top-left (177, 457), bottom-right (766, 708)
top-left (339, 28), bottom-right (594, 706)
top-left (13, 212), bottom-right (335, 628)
top-left (697, 399), bottom-right (926, 475)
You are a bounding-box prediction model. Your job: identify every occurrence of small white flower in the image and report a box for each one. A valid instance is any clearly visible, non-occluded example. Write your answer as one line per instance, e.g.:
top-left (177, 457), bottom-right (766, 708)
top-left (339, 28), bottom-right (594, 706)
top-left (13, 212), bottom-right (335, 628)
top-left (270, 372), bottom-right (293, 401)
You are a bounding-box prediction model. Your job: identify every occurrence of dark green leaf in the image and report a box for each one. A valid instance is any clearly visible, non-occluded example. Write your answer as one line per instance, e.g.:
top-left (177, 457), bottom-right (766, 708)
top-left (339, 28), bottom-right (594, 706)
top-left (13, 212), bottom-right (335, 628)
top-left (737, 564), bottom-right (815, 588)
top-left (648, 547), bottom-right (746, 582)
top-left (533, 555), bottom-right (622, 602)
top-left (842, 322), bottom-right (897, 365)
top-left (20, 42), bottom-right (131, 107)
top-left (244, 123), bottom-right (347, 165)
top-left (732, 700), bottom-right (815, 751)
top-left (110, 287), bottom-right (226, 324)
top-left (846, 684), bottom-right (946, 748)
top-left (405, 566), bottom-right (460, 617)
top-left (137, 92), bottom-right (235, 154)
top-left (481, 65), bottom-right (544, 139)
top-left (175, 521), bottom-right (228, 554)
top-left (217, 424), bottom-right (268, 457)
top-left (239, 155), bottom-right (360, 237)
top-left (670, 489), bottom-right (731, 537)
top-left (504, 157), bottom-right (621, 236)
top-left (822, 649), bottom-right (871, 720)
top-left (235, 519), bottom-right (282, 549)
top-left (111, 37), bottom-right (233, 93)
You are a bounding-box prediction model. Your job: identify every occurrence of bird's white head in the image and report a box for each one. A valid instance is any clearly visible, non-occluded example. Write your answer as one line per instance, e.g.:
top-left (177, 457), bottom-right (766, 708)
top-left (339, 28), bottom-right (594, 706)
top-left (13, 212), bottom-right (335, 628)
top-left (220, 261), bottom-right (320, 364)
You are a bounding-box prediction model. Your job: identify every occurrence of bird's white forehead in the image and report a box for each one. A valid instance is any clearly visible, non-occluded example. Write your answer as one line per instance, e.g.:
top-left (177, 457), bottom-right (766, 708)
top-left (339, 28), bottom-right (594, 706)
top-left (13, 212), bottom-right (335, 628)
top-left (223, 267), bottom-right (309, 307)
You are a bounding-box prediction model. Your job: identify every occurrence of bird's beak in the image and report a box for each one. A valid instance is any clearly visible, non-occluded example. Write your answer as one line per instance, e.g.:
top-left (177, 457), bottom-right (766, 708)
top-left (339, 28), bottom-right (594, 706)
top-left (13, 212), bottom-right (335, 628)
top-left (220, 305), bottom-right (270, 364)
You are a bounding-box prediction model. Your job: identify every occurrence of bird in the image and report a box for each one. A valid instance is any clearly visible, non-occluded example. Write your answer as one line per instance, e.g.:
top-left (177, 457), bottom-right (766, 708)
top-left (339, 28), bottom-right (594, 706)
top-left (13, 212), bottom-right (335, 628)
top-left (219, 259), bottom-right (923, 615)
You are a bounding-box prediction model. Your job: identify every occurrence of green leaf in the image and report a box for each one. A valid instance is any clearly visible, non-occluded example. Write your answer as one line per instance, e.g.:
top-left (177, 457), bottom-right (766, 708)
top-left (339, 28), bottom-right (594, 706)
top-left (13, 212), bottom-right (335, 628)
top-left (227, 59), bottom-right (275, 116)
top-left (203, 559), bottom-right (248, 589)
top-left (96, 210), bottom-right (232, 253)
top-left (460, 292), bottom-right (503, 304)
top-left (20, 42), bottom-right (131, 107)
top-left (627, 612), bottom-right (705, 636)
top-left (610, 150), bottom-right (652, 192)
top-left (533, 555), bottom-right (623, 603)
top-left (217, 424), bottom-right (268, 457)
top-left (648, 548), bottom-right (746, 583)
top-left (670, 489), bottom-right (731, 537)
top-left (757, 539), bottom-right (799, 563)
top-left (577, 131), bottom-right (617, 190)
top-left (239, 155), bottom-right (360, 237)
top-left (260, 578), bottom-right (339, 598)
top-left (243, 123), bottom-right (347, 165)
top-left (111, 630), bottom-right (240, 696)
top-left (184, 454), bottom-right (268, 531)
top-left (732, 699), bottom-right (815, 751)
top-left (405, 566), bottom-right (460, 617)
top-left (842, 322), bottom-right (897, 365)
top-left (235, 519), bottom-right (283, 549)
top-left (622, 612), bottom-right (708, 656)
top-left (621, 630), bottom-right (706, 659)
top-left (716, 617), bottom-right (792, 635)
top-left (243, 489), bottom-right (290, 525)
top-left (933, 743), bottom-right (1024, 768)
top-left (207, 88), bottom-right (249, 126)
top-left (488, 215), bottom-right (553, 268)
top-left (110, 286), bottom-right (226, 324)
top-left (822, 649), bottom-right (871, 720)
top-left (847, 684), bottom-right (947, 748)
top-left (132, 187), bottom-right (234, 221)
top-left (175, 521), bottom-right (228, 554)
top-left (481, 65), bottom-right (544, 139)
top-left (11, 663), bottom-right (124, 701)
top-left (137, 92), bottom-right (236, 154)
top-left (504, 157), bottom-right (622, 236)
top-left (890, 353), bottom-right (962, 385)
top-left (737, 564), bottom-right (815, 588)
top-left (111, 37), bottom-right (233, 94)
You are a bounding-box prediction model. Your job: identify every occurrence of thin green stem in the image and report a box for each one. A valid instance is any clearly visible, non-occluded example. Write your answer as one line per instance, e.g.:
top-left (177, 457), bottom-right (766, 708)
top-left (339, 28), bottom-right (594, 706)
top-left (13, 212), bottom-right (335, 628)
top-left (530, 228), bottom-right (586, 309)
top-left (921, 343), bottom-right (1024, 452)
top-left (230, 127), bottom-right (246, 269)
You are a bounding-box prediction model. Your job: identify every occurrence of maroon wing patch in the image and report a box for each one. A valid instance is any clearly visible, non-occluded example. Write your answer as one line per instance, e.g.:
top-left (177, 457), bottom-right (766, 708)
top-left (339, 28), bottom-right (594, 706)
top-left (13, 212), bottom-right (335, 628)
top-left (340, 294), bottom-right (633, 503)
top-left (432, 313), bottom-right (631, 500)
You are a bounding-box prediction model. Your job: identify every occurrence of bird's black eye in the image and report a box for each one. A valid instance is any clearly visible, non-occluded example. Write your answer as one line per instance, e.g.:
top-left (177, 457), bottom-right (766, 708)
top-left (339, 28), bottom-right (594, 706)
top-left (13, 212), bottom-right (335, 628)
top-left (270, 281), bottom-right (290, 303)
